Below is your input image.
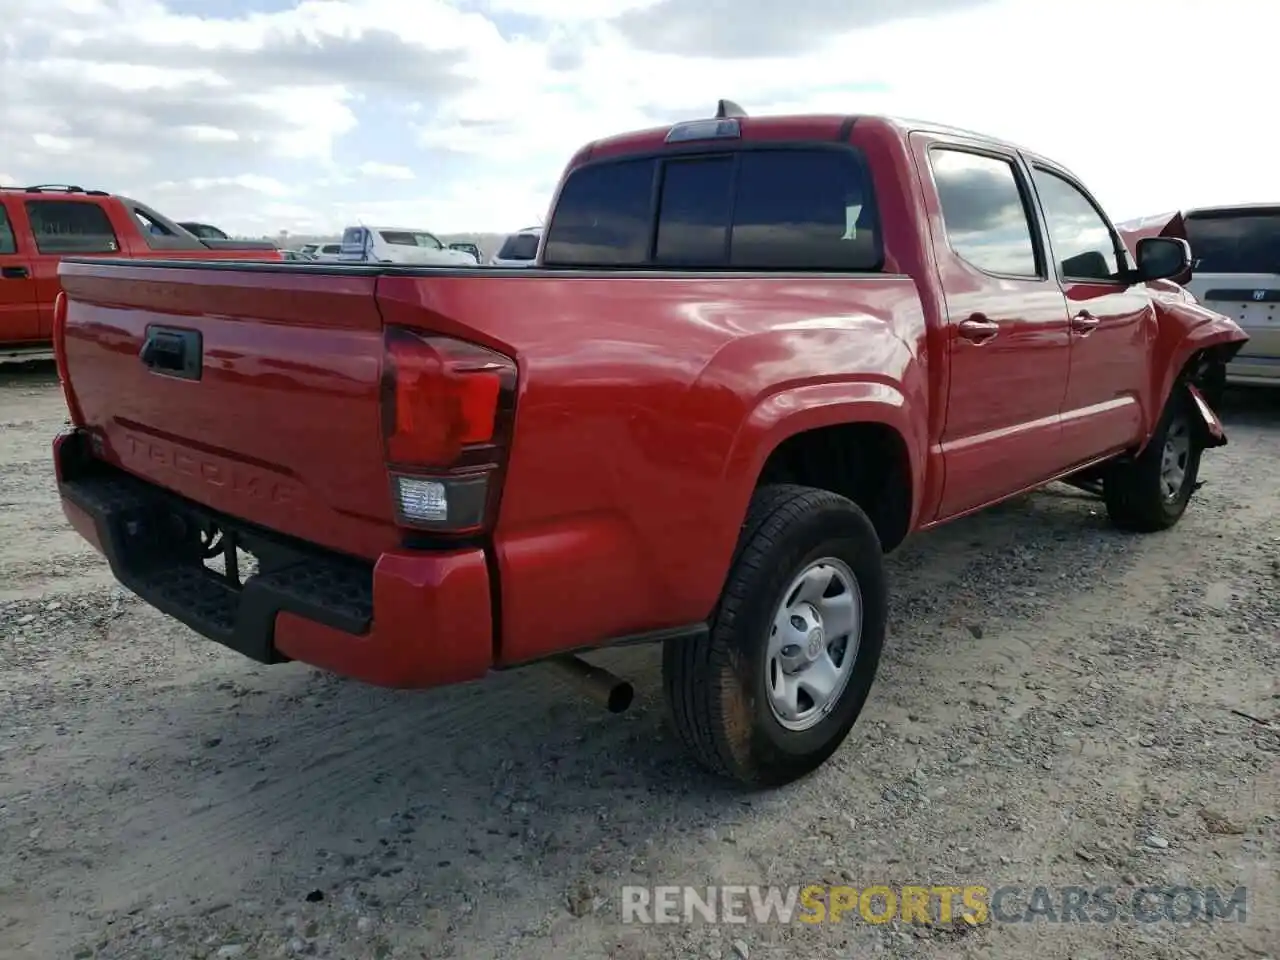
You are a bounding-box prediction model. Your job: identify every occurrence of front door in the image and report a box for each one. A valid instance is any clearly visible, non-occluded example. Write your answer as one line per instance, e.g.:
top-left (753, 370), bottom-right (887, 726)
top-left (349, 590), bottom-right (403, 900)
top-left (0, 200), bottom-right (39, 344)
top-left (22, 197), bottom-right (123, 338)
top-left (1028, 164), bottom-right (1153, 466)
top-left (912, 136), bottom-right (1073, 519)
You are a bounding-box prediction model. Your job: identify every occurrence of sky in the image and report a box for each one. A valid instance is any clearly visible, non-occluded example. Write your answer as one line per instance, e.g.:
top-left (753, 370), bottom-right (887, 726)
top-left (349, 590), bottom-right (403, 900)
top-left (1, 0), bottom-right (1273, 238)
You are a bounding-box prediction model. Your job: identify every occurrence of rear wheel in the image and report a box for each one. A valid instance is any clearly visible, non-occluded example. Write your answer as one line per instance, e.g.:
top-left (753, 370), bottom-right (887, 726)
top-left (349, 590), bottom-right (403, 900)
top-left (1103, 387), bottom-right (1203, 532)
top-left (662, 484), bottom-right (887, 786)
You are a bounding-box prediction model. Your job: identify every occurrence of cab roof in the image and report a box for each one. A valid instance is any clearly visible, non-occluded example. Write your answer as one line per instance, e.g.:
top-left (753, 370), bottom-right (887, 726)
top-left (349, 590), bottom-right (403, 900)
top-left (576, 102), bottom-right (1037, 165)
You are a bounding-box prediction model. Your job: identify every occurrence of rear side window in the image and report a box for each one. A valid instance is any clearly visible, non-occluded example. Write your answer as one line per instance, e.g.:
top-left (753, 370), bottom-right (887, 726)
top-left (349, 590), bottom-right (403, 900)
top-left (0, 205), bottom-right (16, 254)
top-left (25, 200), bottom-right (120, 254)
top-left (1184, 211), bottom-right (1280, 274)
top-left (730, 151), bottom-right (877, 270)
top-left (135, 209), bottom-right (175, 237)
top-left (380, 231), bottom-right (442, 249)
top-left (929, 149), bottom-right (1039, 278)
top-left (543, 148), bottom-right (881, 270)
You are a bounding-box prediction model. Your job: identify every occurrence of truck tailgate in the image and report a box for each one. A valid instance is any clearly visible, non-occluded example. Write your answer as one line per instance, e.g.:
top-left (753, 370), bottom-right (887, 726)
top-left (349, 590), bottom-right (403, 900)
top-left (58, 261), bottom-right (396, 561)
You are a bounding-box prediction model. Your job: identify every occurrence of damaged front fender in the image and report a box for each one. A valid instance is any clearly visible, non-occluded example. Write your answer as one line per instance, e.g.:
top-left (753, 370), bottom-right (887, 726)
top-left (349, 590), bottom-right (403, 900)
top-left (1117, 208), bottom-right (1249, 449)
top-left (1185, 382), bottom-right (1228, 449)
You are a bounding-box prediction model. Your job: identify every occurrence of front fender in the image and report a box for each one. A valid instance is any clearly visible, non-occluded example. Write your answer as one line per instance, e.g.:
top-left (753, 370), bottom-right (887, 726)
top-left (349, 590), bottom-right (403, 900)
top-left (1150, 300), bottom-right (1248, 420)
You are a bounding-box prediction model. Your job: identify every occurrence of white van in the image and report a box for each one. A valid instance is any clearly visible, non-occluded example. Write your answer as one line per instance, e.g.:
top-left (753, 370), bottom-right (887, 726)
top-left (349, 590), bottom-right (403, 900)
top-left (337, 226), bottom-right (479, 266)
top-left (1120, 205), bottom-right (1279, 391)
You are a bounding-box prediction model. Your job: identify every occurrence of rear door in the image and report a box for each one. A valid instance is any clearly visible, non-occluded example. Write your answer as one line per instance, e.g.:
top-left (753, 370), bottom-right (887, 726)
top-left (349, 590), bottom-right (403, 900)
top-left (911, 135), bottom-right (1072, 518)
top-left (22, 197), bottom-right (122, 338)
top-left (1181, 207), bottom-right (1280, 384)
top-left (1027, 163), bottom-right (1154, 466)
top-left (0, 198), bottom-right (39, 343)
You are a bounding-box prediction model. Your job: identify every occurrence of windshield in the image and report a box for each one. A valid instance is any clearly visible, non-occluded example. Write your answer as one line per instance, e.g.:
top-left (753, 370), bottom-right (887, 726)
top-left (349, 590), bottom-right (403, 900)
top-left (1184, 210), bottom-right (1280, 274)
top-left (497, 233), bottom-right (539, 260)
top-left (380, 230), bottom-right (441, 249)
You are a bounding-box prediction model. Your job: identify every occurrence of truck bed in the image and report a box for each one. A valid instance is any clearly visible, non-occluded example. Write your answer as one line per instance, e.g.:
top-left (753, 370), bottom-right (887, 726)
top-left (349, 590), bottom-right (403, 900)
top-left (55, 256), bottom-right (924, 677)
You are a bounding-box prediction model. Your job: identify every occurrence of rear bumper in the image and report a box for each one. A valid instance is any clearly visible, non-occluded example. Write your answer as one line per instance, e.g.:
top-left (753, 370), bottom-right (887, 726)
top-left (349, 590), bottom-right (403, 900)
top-left (53, 431), bottom-right (493, 689)
top-left (1225, 353), bottom-right (1280, 386)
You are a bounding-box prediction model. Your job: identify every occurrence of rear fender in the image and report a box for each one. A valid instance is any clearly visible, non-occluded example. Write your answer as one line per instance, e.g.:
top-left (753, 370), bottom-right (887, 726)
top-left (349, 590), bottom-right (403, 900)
top-left (721, 379), bottom-right (925, 536)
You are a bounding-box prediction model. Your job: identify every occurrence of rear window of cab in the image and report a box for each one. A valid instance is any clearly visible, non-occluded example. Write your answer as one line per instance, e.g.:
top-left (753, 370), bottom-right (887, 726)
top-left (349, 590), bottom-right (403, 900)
top-left (542, 147), bottom-right (882, 271)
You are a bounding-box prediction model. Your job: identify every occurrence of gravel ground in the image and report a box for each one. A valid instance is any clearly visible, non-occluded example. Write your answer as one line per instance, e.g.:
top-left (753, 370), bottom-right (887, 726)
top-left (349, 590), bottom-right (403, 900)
top-left (1, 360), bottom-right (1276, 960)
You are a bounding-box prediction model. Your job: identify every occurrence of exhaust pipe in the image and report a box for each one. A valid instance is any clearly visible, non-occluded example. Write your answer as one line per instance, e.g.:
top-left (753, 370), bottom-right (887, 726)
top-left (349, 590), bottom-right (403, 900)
top-left (548, 655), bottom-right (634, 713)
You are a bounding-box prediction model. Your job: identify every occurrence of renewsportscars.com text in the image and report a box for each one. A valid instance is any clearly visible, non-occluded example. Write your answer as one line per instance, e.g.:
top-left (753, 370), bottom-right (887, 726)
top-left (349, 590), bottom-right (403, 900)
top-left (621, 884), bottom-right (1249, 926)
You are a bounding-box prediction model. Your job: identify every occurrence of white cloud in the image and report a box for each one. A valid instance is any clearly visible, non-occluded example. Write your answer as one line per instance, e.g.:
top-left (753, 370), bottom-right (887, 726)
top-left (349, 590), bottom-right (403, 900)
top-left (358, 162), bottom-right (415, 180)
top-left (152, 174), bottom-right (293, 197)
top-left (0, 0), bottom-right (1273, 239)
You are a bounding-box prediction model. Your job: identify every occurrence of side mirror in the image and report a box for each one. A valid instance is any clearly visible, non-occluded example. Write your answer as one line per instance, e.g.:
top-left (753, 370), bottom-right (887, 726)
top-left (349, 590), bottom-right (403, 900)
top-left (1135, 236), bottom-right (1191, 283)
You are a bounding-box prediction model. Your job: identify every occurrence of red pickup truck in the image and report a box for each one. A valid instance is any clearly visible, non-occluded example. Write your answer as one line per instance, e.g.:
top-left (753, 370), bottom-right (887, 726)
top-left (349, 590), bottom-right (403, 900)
top-left (51, 104), bottom-right (1247, 786)
top-left (0, 184), bottom-right (280, 361)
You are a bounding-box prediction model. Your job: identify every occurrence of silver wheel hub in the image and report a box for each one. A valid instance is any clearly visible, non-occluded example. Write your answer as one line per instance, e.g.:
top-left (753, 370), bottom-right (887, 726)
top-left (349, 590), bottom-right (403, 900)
top-left (1160, 416), bottom-right (1191, 501)
top-left (766, 559), bottom-right (863, 733)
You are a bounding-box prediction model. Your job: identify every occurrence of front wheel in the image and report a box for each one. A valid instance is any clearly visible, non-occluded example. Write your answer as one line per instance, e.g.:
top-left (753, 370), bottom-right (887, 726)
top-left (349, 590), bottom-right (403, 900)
top-left (1103, 387), bottom-right (1203, 532)
top-left (662, 484), bottom-right (887, 786)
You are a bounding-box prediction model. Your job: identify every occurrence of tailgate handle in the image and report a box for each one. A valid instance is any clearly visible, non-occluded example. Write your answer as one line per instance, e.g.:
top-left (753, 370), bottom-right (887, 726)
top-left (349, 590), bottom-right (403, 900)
top-left (140, 326), bottom-right (202, 381)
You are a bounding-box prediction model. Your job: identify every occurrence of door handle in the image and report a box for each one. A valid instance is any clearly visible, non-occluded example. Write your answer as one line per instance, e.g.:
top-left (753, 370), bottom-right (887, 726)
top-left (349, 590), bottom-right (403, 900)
top-left (1, 266), bottom-right (29, 279)
top-left (957, 316), bottom-right (999, 343)
top-left (1070, 311), bottom-right (1100, 334)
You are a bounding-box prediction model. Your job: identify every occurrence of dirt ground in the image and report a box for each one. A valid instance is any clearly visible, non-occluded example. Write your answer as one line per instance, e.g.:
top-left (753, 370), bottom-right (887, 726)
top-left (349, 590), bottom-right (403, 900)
top-left (1, 360), bottom-right (1276, 960)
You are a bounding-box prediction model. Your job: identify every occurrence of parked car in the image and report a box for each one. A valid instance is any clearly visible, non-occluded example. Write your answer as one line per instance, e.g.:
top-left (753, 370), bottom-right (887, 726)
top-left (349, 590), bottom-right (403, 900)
top-left (178, 221), bottom-right (230, 241)
top-left (51, 102), bottom-right (1245, 786)
top-left (448, 242), bottom-right (482, 263)
top-left (1118, 205), bottom-right (1278, 394)
top-left (336, 226), bottom-right (479, 266)
top-left (309, 242), bottom-right (344, 262)
top-left (0, 184), bottom-right (280, 361)
top-left (279, 249), bottom-right (315, 262)
top-left (490, 226), bottom-right (541, 267)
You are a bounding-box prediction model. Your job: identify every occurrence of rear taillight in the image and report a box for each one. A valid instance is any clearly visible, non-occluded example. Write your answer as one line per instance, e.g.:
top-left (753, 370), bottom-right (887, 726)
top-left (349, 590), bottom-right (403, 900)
top-left (52, 291), bottom-right (85, 426)
top-left (380, 325), bottom-right (517, 535)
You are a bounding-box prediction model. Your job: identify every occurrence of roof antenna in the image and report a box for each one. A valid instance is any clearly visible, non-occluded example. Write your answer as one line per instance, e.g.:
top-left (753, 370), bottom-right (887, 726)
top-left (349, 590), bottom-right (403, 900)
top-left (715, 99), bottom-right (747, 119)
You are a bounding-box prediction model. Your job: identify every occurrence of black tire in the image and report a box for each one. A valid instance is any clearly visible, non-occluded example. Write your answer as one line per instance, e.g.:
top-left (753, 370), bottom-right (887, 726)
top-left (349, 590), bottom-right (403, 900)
top-left (662, 484), bottom-right (888, 786)
top-left (1103, 387), bottom-right (1203, 532)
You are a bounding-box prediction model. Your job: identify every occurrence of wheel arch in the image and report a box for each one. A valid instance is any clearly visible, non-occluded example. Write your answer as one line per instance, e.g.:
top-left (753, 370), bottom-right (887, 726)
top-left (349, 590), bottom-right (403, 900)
top-left (724, 382), bottom-right (925, 554)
